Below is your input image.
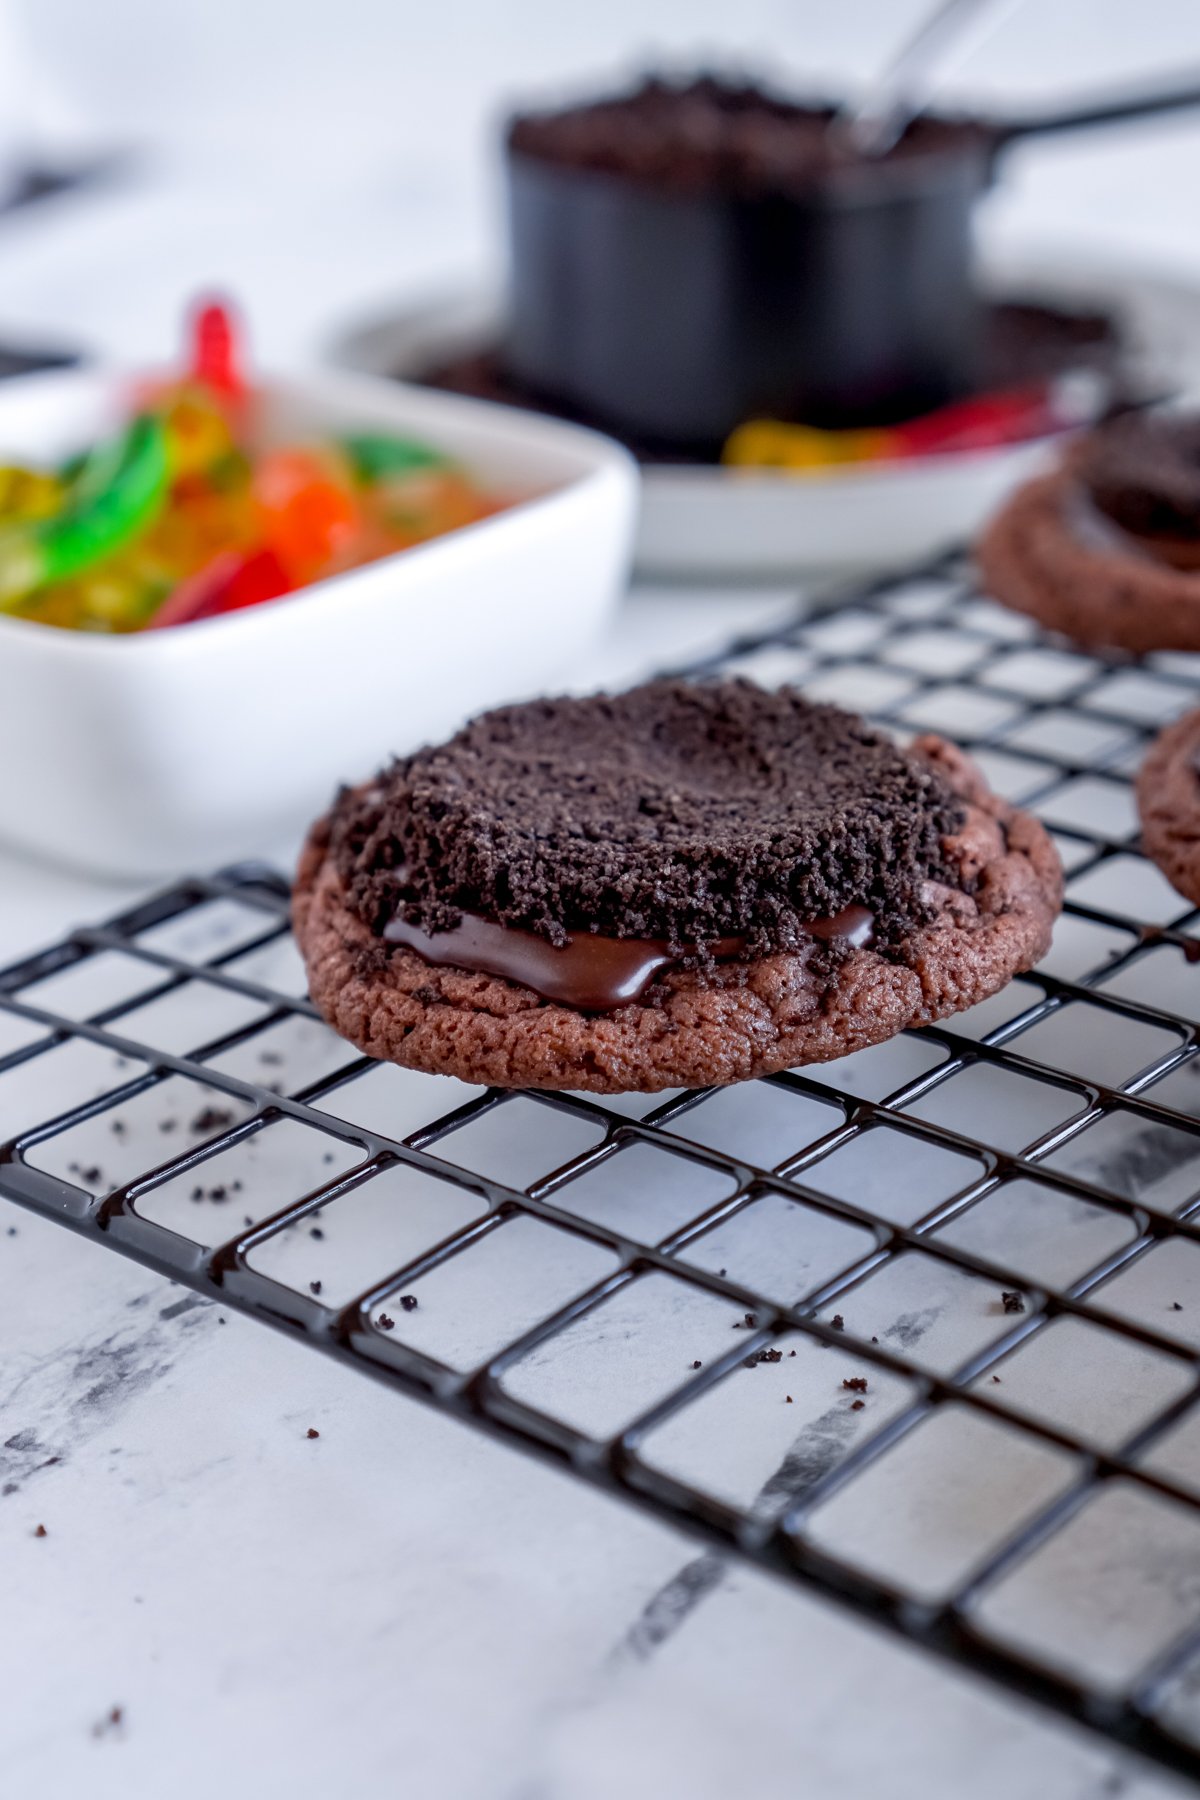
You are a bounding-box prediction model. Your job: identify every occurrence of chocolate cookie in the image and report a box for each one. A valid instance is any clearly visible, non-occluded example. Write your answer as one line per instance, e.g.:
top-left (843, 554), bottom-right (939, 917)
top-left (977, 410), bottom-right (1200, 653)
top-left (1137, 710), bottom-right (1200, 906)
top-left (293, 681), bottom-right (1063, 1094)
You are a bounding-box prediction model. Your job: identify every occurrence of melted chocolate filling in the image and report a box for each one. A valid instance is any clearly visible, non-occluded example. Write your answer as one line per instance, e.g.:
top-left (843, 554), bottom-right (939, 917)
top-left (384, 903), bottom-right (874, 1011)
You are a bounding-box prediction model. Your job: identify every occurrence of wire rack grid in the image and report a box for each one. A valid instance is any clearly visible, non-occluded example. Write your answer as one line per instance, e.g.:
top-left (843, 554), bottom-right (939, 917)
top-left (7, 552), bottom-right (1200, 1779)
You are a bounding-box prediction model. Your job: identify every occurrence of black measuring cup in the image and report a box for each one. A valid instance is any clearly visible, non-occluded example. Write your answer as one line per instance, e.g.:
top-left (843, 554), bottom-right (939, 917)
top-left (504, 74), bottom-right (1200, 451)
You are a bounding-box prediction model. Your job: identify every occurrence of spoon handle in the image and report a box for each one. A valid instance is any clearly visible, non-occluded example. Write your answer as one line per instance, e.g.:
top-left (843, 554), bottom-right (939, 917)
top-left (844, 0), bottom-right (1020, 156)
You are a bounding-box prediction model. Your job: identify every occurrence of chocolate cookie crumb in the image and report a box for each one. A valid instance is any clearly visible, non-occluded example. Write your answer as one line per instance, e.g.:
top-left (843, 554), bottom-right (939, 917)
top-left (330, 681), bottom-right (964, 954)
top-left (399, 1294), bottom-right (418, 1313)
top-left (842, 1377), bottom-right (868, 1393)
top-left (191, 1106), bottom-right (234, 1134)
top-left (305, 1428), bottom-right (320, 1440)
top-left (378, 1314), bottom-right (395, 1331)
top-left (691, 1359), bottom-right (702, 1369)
top-left (851, 1398), bottom-right (865, 1411)
top-left (33, 1523), bottom-right (47, 1538)
top-left (1001, 1290), bottom-right (1026, 1315)
top-left (310, 1227), bottom-right (325, 1240)
top-left (830, 1314), bottom-right (845, 1331)
top-left (309, 1280), bottom-right (322, 1296)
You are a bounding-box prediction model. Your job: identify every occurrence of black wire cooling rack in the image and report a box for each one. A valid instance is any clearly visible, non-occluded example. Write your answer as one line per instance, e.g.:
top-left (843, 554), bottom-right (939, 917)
top-left (10, 550), bottom-right (1200, 1779)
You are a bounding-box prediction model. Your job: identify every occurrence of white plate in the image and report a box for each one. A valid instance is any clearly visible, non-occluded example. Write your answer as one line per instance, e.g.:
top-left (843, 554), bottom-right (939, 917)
top-left (0, 367), bottom-right (638, 878)
top-left (328, 242), bottom-right (1200, 579)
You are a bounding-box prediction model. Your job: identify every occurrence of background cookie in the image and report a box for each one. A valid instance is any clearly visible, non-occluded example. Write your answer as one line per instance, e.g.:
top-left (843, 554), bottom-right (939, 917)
top-left (1137, 709), bottom-right (1200, 906)
top-left (977, 411), bottom-right (1200, 652)
top-left (977, 468), bottom-right (1200, 653)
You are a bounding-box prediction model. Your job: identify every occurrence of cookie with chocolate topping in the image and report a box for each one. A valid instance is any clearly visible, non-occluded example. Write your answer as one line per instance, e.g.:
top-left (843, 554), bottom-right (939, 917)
top-left (1137, 709), bottom-right (1200, 906)
top-left (293, 680), bottom-right (1062, 1093)
top-left (977, 410), bottom-right (1200, 652)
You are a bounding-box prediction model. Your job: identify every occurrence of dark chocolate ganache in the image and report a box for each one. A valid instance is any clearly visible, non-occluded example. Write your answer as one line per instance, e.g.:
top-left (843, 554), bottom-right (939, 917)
top-left (1073, 411), bottom-right (1200, 570)
top-left (383, 903), bottom-right (874, 1011)
top-left (329, 680), bottom-right (965, 1009)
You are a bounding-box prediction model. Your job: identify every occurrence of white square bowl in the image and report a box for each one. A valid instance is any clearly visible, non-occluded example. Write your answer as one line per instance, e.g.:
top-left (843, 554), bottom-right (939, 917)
top-left (0, 366), bottom-right (638, 877)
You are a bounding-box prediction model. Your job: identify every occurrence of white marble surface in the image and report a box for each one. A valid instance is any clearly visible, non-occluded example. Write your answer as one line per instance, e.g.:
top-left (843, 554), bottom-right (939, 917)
top-left (0, 1201), bottom-right (1182, 1800)
top-left (6, 9), bottom-right (1200, 1791)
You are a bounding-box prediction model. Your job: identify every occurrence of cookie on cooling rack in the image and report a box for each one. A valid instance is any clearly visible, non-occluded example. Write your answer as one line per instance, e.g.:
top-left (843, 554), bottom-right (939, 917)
top-left (293, 680), bottom-right (1063, 1094)
top-left (1137, 710), bottom-right (1200, 906)
top-left (977, 410), bottom-right (1200, 653)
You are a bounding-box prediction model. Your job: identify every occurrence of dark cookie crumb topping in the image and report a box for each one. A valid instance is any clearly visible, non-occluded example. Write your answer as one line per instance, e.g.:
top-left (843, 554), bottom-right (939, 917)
top-left (329, 680), bottom-right (965, 958)
top-left (507, 75), bottom-right (990, 198)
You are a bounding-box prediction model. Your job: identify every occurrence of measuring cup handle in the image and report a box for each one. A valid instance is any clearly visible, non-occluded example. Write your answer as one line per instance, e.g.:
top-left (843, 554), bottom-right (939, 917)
top-left (989, 71), bottom-right (1200, 148)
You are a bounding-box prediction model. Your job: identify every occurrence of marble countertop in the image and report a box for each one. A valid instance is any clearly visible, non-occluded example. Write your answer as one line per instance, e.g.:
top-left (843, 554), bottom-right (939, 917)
top-left (1, 1197), bottom-right (1180, 1800)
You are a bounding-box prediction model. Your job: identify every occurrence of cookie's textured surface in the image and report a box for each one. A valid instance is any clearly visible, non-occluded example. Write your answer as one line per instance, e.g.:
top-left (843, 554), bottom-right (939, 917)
top-left (1137, 710), bottom-right (1200, 906)
top-left (331, 680), bottom-right (964, 955)
top-left (977, 468), bottom-right (1200, 653)
top-left (295, 735), bottom-right (1062, 1094)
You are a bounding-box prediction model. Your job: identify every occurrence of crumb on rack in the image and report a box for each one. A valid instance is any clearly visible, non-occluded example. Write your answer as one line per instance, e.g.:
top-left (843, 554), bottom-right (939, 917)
top-left (190, 1106), bottom-right (235, 1134)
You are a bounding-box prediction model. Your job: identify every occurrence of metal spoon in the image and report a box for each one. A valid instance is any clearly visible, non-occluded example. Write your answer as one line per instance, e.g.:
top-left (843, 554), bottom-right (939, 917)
top-left (842, 0), bottom-right (1023, 156)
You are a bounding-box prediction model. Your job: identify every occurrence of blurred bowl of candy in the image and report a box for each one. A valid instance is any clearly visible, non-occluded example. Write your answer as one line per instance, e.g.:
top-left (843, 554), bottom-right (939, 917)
top-left (0, 302), bottom-right (637, 877)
